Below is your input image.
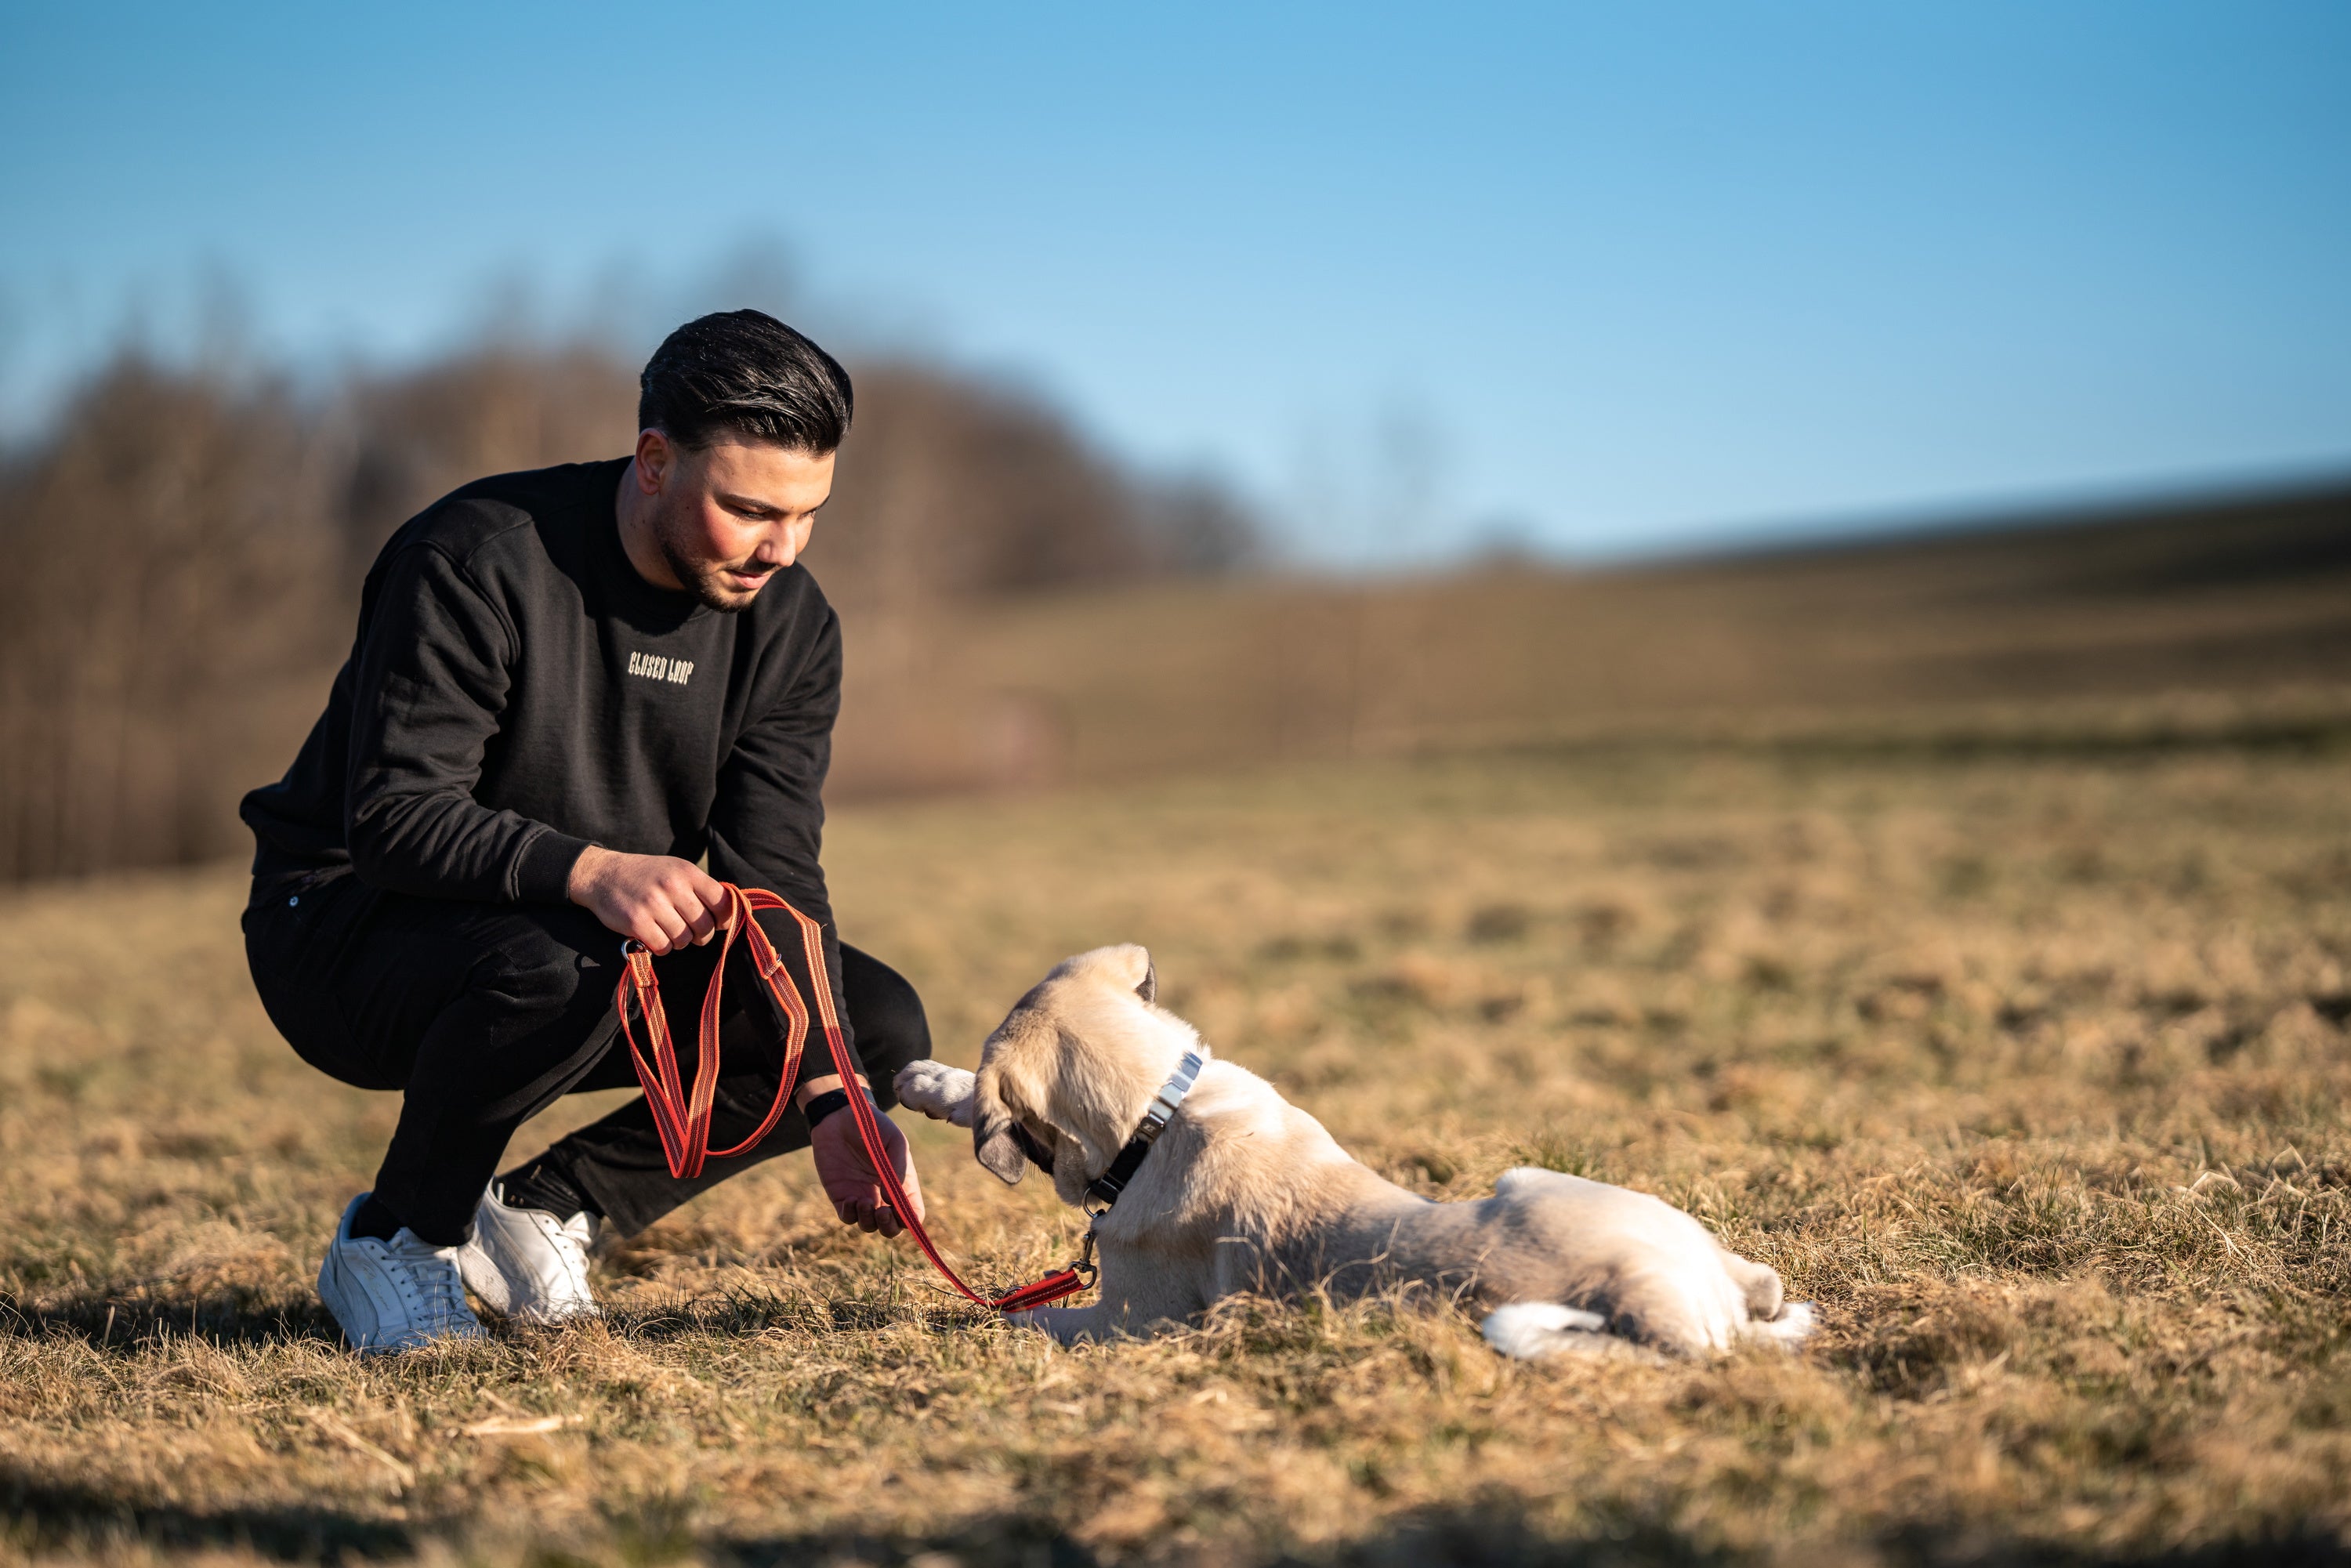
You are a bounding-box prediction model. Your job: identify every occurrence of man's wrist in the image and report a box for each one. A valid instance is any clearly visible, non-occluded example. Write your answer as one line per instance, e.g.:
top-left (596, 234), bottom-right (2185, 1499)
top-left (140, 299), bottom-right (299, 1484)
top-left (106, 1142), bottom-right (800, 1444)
top-left (794, 1071), bottom-right (867, 1106)
top-left (802, 1082), bottom-right (874, 1130)
top-left (563, 842), bottom-right (614, 905)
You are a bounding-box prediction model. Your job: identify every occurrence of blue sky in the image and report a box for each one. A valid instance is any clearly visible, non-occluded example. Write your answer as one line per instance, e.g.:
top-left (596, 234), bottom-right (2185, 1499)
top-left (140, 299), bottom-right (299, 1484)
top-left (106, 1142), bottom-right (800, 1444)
top-left (4, 2), bottom-right (2346, 563)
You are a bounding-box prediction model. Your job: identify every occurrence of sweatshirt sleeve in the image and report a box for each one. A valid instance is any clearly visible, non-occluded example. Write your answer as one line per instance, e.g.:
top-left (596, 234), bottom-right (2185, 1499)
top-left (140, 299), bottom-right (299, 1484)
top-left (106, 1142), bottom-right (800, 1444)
top-left (704, 605), bottom-right (862, 1081)
top-left (343, 543), bottom-right (591, 902)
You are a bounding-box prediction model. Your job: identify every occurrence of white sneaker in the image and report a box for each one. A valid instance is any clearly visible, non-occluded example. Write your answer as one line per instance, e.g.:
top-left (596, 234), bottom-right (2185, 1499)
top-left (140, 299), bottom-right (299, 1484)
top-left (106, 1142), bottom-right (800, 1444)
top-left (456, 1182), bottom-right (600, 1324)
top-left (317, 1193), bottom-right (487, 1356)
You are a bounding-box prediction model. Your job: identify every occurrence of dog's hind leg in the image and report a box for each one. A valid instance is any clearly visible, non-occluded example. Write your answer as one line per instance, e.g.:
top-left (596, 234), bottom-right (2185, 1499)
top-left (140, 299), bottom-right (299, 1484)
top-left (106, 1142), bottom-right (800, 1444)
top-left (1480, 1302), bottom-right (1618, 1360)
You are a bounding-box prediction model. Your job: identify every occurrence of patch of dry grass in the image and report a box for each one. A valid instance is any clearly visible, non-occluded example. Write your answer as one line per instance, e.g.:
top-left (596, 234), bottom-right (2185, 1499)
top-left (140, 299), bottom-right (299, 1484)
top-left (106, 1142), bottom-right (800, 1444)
top-left (4, 740), bottom-right (2349, 1566)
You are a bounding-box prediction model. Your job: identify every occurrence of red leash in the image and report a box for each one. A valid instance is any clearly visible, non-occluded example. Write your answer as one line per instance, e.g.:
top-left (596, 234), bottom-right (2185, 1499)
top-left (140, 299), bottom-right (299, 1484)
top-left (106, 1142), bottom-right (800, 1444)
top-left (613, 883), bottom-right (1091, 1313)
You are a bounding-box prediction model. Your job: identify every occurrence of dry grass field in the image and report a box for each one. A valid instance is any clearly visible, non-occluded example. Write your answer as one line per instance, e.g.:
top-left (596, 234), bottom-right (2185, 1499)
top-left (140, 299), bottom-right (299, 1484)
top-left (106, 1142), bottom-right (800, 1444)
top-left (5, 733), bottom-right (2350, 1566)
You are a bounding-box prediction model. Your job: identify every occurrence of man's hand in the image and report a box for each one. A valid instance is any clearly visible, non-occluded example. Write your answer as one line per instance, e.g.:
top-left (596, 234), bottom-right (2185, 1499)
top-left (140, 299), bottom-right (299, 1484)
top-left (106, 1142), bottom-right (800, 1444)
top-left (810, 1101), bottom-right (927, 1237)
top-left (567, 846), bottom-right (731, 955)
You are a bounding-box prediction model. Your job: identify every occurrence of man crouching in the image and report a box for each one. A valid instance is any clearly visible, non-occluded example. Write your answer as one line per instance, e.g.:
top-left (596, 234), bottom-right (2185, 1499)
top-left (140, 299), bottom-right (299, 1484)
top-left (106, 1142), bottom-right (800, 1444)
top-left (240, 311), bottom-right (926, 1353)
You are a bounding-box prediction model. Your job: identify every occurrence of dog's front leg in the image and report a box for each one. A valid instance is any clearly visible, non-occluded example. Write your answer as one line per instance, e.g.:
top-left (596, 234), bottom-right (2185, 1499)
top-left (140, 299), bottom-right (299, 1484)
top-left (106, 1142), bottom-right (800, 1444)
top-left (1007, 1246), bottom-right (1204, 1345)
top-left (892, 1060), bottom-right (976, 1128)
top-left (1006, 1302), bottom-right (1111, 1345)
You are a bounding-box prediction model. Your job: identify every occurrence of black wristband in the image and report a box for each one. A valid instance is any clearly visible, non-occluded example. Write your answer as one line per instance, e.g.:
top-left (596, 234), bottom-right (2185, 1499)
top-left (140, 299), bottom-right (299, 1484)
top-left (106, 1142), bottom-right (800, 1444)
top-left (802, 1087), bottom-right (868, 1129)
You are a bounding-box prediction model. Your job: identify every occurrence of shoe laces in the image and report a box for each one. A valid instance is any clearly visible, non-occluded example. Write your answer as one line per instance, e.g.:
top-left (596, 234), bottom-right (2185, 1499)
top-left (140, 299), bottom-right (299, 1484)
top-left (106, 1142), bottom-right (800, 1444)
top-left (386, 1237), bottom-right (472, 1328)
top-left (549, 1213), bottom-right (596, 1296)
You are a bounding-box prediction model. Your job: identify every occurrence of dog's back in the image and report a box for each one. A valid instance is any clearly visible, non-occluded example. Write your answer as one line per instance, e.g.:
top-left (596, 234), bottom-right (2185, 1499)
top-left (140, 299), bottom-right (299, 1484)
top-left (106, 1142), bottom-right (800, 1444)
top-left (1177, 1077), bottom-right (1806, 1357)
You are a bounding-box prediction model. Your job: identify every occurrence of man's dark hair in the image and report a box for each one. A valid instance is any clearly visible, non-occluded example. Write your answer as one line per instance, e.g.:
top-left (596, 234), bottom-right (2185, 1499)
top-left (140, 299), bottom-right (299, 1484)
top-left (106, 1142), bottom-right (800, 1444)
top-left (638, 310), bottom-right (854, 452)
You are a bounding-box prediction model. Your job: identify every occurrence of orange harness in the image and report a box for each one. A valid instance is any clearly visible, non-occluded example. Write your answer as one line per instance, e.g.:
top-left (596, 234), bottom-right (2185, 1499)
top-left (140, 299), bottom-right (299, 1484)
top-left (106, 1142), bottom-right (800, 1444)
top-left (613, 883), bottom-right (1092, 1313)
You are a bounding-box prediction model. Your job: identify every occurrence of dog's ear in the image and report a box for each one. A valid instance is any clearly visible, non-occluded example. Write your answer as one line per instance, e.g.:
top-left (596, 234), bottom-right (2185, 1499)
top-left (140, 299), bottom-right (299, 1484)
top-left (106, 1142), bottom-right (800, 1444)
top-left (973, 1074), bottom-right (1029, 1185)
top-left (1136, 951), bottom-right (1157, 1005)
top-left (973, 1011), bottom-right (1052, 1186)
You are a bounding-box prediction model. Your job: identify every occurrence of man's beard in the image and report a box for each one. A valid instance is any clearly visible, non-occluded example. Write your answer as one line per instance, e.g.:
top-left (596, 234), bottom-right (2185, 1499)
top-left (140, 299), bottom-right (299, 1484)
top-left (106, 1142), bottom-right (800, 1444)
top-left (651, 509), bottom-right (777, 613)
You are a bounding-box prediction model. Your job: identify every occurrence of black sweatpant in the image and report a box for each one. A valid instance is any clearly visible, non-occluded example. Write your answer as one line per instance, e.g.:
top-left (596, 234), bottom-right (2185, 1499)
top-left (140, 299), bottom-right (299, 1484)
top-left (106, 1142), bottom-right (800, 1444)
top-left (242, 868), bottom-right (929, 1244)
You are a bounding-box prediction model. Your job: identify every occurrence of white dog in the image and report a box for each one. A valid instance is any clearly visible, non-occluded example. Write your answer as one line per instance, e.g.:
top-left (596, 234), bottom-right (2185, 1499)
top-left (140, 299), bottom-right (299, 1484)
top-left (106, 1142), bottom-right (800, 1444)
top-left (893, 944), bottom-right (1815, 1358)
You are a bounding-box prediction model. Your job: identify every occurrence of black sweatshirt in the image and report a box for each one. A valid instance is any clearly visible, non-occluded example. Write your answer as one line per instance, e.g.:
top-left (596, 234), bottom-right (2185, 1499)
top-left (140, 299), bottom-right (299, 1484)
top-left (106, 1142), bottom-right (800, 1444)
top-left (241, 456), bottom-right (859, 1065)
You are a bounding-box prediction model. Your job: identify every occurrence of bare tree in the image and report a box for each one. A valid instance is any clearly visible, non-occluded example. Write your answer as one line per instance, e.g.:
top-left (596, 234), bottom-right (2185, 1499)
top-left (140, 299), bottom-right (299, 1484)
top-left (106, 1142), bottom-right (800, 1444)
top-left (0, 356), bottom-right (337, 878)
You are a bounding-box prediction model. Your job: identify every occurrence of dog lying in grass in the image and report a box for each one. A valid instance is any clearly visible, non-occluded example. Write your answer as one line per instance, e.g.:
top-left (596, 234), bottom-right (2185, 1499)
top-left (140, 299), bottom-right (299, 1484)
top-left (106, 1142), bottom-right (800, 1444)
top-left (893, 944), bottom-right (1815, 1358)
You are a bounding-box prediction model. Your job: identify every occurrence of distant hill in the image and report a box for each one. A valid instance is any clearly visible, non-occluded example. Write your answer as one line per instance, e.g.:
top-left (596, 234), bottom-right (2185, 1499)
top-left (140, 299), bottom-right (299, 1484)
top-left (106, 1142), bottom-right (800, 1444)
top-left (830, 477), bottom-right (2351, 795)
top-left (1704, 476), bottom-right (2351, 596)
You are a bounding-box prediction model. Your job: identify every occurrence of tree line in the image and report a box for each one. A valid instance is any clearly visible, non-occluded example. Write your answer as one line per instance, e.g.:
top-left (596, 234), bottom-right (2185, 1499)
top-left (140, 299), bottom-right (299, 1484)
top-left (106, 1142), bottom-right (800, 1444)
top-left (0, 340), bottom-right (1256, 882)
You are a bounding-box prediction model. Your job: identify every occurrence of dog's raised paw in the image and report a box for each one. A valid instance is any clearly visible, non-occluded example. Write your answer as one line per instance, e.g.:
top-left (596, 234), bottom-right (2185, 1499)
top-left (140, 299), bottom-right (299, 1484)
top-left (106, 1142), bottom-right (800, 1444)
top-left (893, 1060), bottom-right (978, 1128)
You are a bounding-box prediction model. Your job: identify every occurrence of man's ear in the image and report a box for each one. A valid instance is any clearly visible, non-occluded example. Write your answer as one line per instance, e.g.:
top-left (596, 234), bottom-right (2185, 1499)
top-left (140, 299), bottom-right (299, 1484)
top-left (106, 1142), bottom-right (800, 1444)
top-left (634, 427), bottom-right (674, 492)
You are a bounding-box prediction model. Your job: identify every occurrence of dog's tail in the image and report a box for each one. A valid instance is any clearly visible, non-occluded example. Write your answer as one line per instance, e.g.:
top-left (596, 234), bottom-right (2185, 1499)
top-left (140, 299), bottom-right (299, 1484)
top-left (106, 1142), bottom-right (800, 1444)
top-left (1721, 1252), bottom-right (1820, 1349)
top-left (1741, 1299), bottom-right (1819, 1348)
top-left (1480, 1302), bottom-right (1613, 1360)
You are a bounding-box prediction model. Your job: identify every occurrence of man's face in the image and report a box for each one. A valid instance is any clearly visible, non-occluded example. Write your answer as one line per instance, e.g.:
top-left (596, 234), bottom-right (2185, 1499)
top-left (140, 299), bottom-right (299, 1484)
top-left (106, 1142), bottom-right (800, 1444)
top-left (636, 431), bottom-right (836, 612)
